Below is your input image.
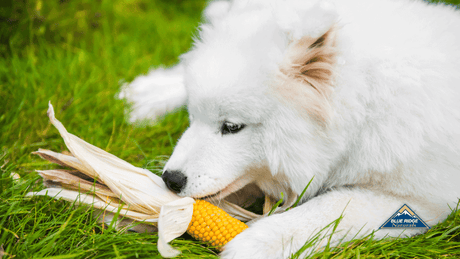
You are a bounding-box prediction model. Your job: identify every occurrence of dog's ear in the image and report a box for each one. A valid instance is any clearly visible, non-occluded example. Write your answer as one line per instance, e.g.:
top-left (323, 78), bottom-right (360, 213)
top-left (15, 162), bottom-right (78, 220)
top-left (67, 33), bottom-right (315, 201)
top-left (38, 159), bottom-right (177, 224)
top-left (280, 26), bottom-right (337, 94)
top-left (275, 0), bottom-right (338, 91)
top-left (272, 1), bottom-right (339, 125)
top-left (275, 24), bottom-right (338, 126)
top-left (263, 26), bottom-right (338, 185)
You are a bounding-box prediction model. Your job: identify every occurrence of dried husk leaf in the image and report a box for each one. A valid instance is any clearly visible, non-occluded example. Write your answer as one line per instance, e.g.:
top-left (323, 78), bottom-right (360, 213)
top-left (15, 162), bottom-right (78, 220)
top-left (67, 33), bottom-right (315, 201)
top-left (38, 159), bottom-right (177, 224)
top-left (157, 197), bottom-right (195, 258)
top-left (28, 102), bottom-right (267, 257)
top-left (28, 188), bottom-right (159, 222)
top-left (33, 149), bottom-right (93, 177)
top-left (262, 189), bottom-right (299, 216)
top-left (37, 169), bottom-right (115, 197)
top-left (281, 189), bottom-right (298, 209)
top-left (96, 209), bottom-right (158, 233)
top-left (263, 195), bottom-right (279, 215)
top-left (45, 102), bottom-right (180, 215)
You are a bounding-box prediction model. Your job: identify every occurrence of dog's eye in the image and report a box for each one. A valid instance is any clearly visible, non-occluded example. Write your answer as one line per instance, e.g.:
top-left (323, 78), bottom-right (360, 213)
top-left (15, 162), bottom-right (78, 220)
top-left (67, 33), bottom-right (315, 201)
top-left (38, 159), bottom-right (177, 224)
top-left (221, 121), bottom-right (245, 135)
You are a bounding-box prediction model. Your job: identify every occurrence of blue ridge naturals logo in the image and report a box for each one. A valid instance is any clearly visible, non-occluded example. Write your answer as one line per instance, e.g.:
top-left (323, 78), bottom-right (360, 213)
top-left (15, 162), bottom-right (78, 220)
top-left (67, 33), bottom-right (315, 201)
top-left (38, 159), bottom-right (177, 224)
top-left (379, 204), bottom-right (430, 229)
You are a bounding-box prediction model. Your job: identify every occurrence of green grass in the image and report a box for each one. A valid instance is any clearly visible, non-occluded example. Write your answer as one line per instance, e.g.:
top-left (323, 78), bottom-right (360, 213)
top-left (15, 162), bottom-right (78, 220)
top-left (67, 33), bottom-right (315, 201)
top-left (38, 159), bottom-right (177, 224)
top-left (289, 203), bottom-right (460, 258)
top-left (1, 0), bottom-right (460, 258)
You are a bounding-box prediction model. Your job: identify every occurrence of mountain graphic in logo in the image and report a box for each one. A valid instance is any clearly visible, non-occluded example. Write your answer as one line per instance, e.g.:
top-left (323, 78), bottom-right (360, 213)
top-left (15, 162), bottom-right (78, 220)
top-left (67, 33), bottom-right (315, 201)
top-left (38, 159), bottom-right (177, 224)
top-left (379, 204), bottom-right (430, 229)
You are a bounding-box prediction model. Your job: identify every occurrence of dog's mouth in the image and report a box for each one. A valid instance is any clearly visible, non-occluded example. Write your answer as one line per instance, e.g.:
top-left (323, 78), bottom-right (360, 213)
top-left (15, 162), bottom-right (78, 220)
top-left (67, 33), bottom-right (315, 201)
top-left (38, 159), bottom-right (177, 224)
top-left (191, 175), bottom-right (255, 201)
top-left (192, 180), bottom-right (266, 214)
top-left (189, 170), bottom-right (296, 215)
top-left (199, 190), bottom-right (221, 200)
top-left (190, 179), bottom-right (297, 216)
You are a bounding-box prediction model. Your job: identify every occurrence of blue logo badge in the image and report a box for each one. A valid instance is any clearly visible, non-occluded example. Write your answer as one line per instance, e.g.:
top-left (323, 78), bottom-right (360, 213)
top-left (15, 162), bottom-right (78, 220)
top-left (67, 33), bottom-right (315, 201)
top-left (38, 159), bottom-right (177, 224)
top-left (379, 204), bottom-right (430, 229)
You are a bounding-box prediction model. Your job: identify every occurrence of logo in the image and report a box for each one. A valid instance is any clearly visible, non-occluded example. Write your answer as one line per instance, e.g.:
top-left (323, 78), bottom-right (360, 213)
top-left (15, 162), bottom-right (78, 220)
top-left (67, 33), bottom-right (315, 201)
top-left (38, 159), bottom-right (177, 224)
top-left (379, 204), bottom-right (430, 229)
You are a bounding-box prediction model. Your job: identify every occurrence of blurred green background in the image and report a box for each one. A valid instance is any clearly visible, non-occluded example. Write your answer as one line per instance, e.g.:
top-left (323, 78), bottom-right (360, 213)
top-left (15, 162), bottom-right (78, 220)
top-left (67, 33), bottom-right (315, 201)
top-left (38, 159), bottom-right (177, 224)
top-left (0, 0), bottom-right (211, 258)
top-left (0, 0), bottom-right (208, 166)
top-left (0, 0), bottom-right (459, 258)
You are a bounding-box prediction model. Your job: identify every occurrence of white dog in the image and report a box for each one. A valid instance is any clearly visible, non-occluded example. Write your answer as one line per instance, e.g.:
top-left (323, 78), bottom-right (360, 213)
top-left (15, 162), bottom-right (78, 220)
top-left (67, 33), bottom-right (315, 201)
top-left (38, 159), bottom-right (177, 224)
top-left (120, 0), bottom-right (460, 258)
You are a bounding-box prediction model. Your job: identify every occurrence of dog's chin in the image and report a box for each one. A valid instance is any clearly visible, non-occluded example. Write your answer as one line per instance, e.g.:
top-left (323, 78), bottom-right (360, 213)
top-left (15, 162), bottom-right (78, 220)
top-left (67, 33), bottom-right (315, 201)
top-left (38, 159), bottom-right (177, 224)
top-left (191, 180), bottom-right (265, 209)
top-left (190, 175), bottom-right (251, 199)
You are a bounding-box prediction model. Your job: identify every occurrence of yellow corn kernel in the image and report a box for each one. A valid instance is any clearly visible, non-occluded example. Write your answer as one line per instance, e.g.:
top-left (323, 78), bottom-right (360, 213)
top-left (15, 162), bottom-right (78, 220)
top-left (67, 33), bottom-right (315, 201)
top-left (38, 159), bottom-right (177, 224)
top-left (187, 199), bottom-right (248, 247)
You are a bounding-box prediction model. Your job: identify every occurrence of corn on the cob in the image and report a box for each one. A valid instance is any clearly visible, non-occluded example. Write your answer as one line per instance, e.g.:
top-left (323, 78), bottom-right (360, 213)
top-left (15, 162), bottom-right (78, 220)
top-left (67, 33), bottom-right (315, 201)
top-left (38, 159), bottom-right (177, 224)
top-left (29, 102), bottom-right (259, 258)
top-left (187, 199), bottom-right (248, 247)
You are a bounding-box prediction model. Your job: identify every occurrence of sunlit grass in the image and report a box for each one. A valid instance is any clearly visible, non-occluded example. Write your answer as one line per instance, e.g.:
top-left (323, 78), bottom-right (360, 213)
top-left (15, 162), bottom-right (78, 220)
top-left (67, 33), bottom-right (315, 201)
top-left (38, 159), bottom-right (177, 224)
top-left (1, 0), bottom-right (459, 258)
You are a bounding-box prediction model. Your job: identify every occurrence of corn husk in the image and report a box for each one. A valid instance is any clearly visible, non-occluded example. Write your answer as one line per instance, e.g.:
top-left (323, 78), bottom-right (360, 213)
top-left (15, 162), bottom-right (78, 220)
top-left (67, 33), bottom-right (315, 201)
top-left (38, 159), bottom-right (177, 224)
top-left (27, 102), bottom-right (263, 257)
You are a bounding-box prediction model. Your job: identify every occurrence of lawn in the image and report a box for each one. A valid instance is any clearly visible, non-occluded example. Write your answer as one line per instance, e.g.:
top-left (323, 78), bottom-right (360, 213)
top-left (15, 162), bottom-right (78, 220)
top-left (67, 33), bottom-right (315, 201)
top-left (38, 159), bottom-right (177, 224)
top-left (1, 0), bottom-right (459, 258)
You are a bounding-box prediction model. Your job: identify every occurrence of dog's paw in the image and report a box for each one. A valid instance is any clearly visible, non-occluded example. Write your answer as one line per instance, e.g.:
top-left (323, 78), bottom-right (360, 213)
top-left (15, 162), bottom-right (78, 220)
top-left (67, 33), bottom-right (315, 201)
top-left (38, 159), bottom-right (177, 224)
top-left (220, 213), bottom-right (308, 259)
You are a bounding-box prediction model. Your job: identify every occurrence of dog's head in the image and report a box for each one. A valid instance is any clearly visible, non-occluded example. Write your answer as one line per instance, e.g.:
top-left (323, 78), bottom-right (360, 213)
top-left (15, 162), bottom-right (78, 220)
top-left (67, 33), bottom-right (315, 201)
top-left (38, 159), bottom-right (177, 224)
top-left (163, 1), bottom-right (341, 203)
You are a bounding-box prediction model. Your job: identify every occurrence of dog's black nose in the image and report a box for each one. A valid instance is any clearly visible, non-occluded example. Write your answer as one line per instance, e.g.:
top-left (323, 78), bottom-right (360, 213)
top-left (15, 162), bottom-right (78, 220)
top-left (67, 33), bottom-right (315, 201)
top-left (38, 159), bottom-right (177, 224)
top-left (162, 170), bottom-right (187, 193)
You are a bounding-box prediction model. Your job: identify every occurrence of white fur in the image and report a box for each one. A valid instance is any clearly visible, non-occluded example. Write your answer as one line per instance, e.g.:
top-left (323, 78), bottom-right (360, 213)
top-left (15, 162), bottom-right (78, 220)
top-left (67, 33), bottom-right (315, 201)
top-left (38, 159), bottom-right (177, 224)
top-left (118, 64), bottom-right (186, 123)
top-left (124, 0), bottom-right (460, 258)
